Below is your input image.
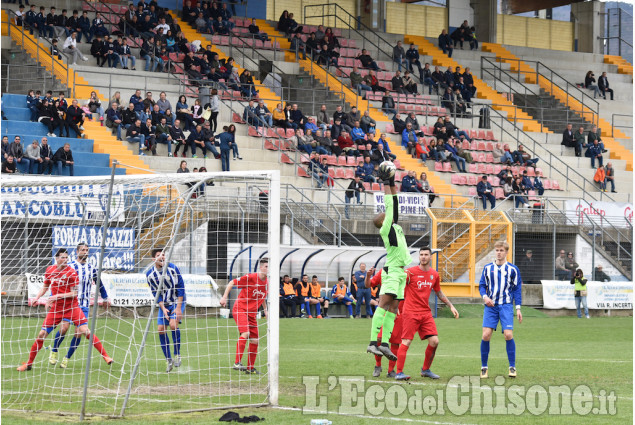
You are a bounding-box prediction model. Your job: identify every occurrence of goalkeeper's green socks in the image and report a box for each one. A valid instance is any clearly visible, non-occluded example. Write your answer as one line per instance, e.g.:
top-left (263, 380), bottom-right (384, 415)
top-left (382, 311), bottom-right (396, 342)
top-left (370, 307), bottom-right (387, 342)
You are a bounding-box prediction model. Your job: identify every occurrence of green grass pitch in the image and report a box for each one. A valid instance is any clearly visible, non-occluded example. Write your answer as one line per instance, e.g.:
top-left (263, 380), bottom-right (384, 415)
top-left (2, 305), bottom-right (632, 424)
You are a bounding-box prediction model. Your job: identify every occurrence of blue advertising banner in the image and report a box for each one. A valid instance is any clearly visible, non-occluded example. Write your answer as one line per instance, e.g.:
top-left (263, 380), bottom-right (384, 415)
top-left (52, 226), bottom-right (135, 271)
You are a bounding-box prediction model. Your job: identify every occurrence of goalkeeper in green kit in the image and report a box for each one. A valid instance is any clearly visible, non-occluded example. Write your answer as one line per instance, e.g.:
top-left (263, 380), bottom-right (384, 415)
top-left (367, 163), bottom-right (413, 360)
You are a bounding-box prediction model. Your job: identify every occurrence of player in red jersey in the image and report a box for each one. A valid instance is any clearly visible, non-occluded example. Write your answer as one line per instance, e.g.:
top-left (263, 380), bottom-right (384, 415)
top-left (17, 248), bottom-right (112, 372)
top-left (365, 267), bottom-right (404, 378)
top-left (394, 247), bottom-right (459, 381)
top-left (220, 258), bottom-right (269, 374)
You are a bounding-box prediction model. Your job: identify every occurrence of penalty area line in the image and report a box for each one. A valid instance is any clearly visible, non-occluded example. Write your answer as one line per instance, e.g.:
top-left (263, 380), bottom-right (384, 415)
top-left (273, 405), bottom-right (476, 425)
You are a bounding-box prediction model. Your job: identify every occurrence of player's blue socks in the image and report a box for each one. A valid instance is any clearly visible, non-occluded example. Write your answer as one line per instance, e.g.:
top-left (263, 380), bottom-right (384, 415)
top-left (66, 336), bottom-right (81, 359)
top-left (315, 302), bottom-right (321, 316)
top-left (304, 300), bottom-right (311, 316)
top-left (346, 304), bottom-right (353, 317)
top-left (52, 331), bottom-right (65, 353)
top-left (480, 340), bottom-right (490, 368)
top-left (506, 338), bottom-right (516, 368)
top-left (172, 329), bottom-right (181, 356)
top-left (159, 333), bottom-right (171, 359)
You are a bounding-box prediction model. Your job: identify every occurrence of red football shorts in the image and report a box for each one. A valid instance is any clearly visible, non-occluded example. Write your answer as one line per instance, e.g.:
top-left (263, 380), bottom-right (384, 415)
top-left (42, 307), bottom-right (87, 332)
top-left (234, 312), bottom-right (259, 339)
top-left (400, 312), bottom-right (437, 341)
top-left (377, 315), bottom-right (403, 345)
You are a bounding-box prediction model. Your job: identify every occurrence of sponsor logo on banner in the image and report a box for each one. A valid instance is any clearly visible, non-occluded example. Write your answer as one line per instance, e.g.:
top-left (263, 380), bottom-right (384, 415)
top-left (542, 280), bottom-right (633, 309)
top-left (27, 273), bottom-right (221, 308)
top-left (0, 184), bottom-right (125, 221)
top-left (565, 200), bottom-right (633, 228)
top-left (375, 193), bottom-right (429, 215)
top-left (52, 226), bottom-right (135, 271)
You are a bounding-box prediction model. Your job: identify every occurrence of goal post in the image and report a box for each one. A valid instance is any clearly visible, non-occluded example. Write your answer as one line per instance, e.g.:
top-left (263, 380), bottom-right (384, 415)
top-left (0, 170), bottom-right (280, 418)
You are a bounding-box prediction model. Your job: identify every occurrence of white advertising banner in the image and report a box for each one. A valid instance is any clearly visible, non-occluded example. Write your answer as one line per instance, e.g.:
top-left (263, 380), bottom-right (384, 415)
top-left (1, 184), bottom-right (127, 221)
top-left (26, 273), bottom-right (220, 308)
top-left (565, 200), bottom-right (633, 228)
top-left (542, 280), bottom-right (633, 309)
top-left (374, 193), bottom-right (429, 215)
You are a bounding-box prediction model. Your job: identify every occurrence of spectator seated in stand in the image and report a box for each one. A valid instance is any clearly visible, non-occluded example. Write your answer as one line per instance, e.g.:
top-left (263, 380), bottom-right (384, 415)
top-left (248, 18), bottom-right (269, 42)
top-left (477, 175), bottom-right (495, 209)
top-left (401, 122), bottom-right (419, 157)
top-left (400, 170), bottom-right (420, 192)
top-left (438, 29), bottom-right (453, 57)
top-left (52, 142), bottom-right (74, 176)
top-left (337, 130), bottom-right (359, 157)
top-left (406, 43), bottom-right (424, 81)
top-left (513, 145), bottom-right (538, 167)
top-left (356, 156), bottom-right (376, 183)
top-left (356, 49), bottom-right (380, 71)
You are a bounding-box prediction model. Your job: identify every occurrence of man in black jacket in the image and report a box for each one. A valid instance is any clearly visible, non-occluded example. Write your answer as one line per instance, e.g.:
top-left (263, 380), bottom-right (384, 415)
top-left (344, 174), bottom-right (365, 219)
top-left (170, 119), bottom-right (188, 157)
top-left (598, 72), bottom-right (613, 100)
top-left (65, 99), bottom-right (84, 138)
top-left (39, 137), bottom-right (54, 175)
top-left (91, 35), bottom-right (107, 66)
top-left (392, 113), bottom-right (407, 134)
top-left (476, 175), bottom-right (495, 210)
top-left (53, 143), bottom-right (74, 176)
top-left (561, 123), bottom-right (575, 148)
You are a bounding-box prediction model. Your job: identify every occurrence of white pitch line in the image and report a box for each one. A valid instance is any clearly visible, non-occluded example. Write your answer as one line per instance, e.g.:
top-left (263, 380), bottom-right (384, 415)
top-left (273, 405), bottom-right (476, 425)
top-left (283, 347), bottom-right (633, 363)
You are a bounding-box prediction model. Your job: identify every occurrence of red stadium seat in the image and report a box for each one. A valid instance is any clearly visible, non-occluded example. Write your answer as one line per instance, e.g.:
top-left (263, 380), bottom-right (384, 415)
top-left (338, 156), bottom-right (347, 166)
top-left (443, 162), bottom-right (453, 172)
top-left (248, 126), bottom-right (262, 137)
top-left (286, 128), bottom-right (295, 138)
top-left (485, 142), bottom-right (494, 151)
top-left (300, 154), bottom-right (311, 164)
top-left (467, 175), bottom-right (478, 186)
top-left (477, 130), bottom-right (486, 140)
top-left (486, 154), bottom-right (494, 163)
top-left (362, 182), bottom-right (371, 191)
top-left (552, 180), bottom-right (561, 190)
top-left (347, 156), bottom-right (357, 166)
top-left (477, 142), bottom-right (486, 151)
top-left (491, 177), bottom-right (500, 186)
top-left (493, 165), bottom-right (502, 175)
top-left (451, 174), bottom-right (462, 185)
top-left (371, 183), bottom-right (381, 191)
top-left (528, 190), bottom-right (538, 201)
top-left (495, 188), bottom-right (505, 199)
top-left (297, 166), bottom-right (309, 177)
top-left (476, 153), bottom-right (486, 163)
top-left (232, 112), bottom-right (245, 124)
top-left (485, 165), bottom-right (494, 175)
top-left (459, 176), bottom-right (467, 185)
top-left (543, 179), bottom-right (552, 190)
top-left (281, 154), bottom-right (293, 164)
top-left (335, 168), bottom-right (346, 179)
top-left (526, 167), bottom-right (536, 177)
top-left (264, 139), bottom-right (278, 150)
top-left (276, 127), bottom-right (286, 138)
top-left (345, 168), bottom-right (356, 179)
top-left (468, 163), bottom-right (478, 174)
top-left (485, 130), bottom-right (496, 141)
top-left (434, 162), bottom-right (443, 172)
top-left (385, 123), bottom-right (396, 133)
top-left (468, 187), bottom-right (477, 197)
top-left (327, 155), bottom-right (338, 166)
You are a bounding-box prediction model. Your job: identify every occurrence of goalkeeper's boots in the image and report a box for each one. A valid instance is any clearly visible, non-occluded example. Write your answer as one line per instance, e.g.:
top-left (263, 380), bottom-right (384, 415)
top-left (377, 343), bottom-right (397, 361)
top-left (480, 367), bottom-right (488, 379)
top-left (366, 342), bottom-right (383, 357)
top-left (372, 366), bottom-right (382, 377)
top-left (395, 372), bottom-right (410, 381)
top-left (174, 355), bottom-right (182, 368)
top-left (166, 358), bottom-right (174, 373)
top-left (49, 351), bottom-right (58, 365)
top-left (17, 362), bottom-right (32, 372)
top-left (60, 357), bottom-right (69, 369)
top-left (386, 370), bottom-right (396, 378)
top-left (233, 362), bottom-right (246, 371)
top-left (245, 368), bottom-right (260, 375)
top-left (421, 369), bottom-right (440, 379)
top-left (104, 356), bottom-right (114, 365)
top-left (508, 367), bottom-right (517, 378)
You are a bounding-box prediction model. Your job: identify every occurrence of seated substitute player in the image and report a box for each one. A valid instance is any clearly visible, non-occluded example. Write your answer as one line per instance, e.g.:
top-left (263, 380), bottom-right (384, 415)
top-left (220, 258), bottom-right (269, 374)
top-left (331, 277), bottom-right (356, 318)
top-left (366, 267), bottom-right (402, 378)
top-left (367, 164), bottom-right (413, 360)
top-left (480, 241), bottom-right (523, 379)
top-left (394, 247), bottom-right (459, 381)
top-left (50, 242), bottom-right (111, 369)
top-left (279, 275), bottom-right (299, 318)
top-left (295, 274), bottom-right (311, 317)
top-left (307, 275), bottom-right (324, 319)
top-left (146, 248), bottom-right (186, 373)
top-left (18, 249), bottom-right (112, 371)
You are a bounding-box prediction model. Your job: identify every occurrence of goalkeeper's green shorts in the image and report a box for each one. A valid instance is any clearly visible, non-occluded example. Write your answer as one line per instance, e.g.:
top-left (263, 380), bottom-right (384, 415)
top-left (379, 266), bottom-right (407, 300)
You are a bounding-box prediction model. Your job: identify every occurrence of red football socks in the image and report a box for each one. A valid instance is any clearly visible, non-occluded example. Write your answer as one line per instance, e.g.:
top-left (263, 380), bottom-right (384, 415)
top-left (247, 343), bottom-right (258, 369)
top-left (389, 343), bottom-right (399, 371)
top-left (423, 344), bottom-right (437, 371)
top-left (27, 338), bottom-right (44, 364)
top-left (395, 344), bottom-right (409, 373)
top-left (235, 336), bottom-right (247, 364)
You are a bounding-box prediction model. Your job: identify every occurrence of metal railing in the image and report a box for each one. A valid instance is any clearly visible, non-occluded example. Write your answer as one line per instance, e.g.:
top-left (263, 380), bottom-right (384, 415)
top-left (481, 56), bottom-right (600, 129)
top-left (611, 113), bottom-right (633, 139)
top-left (3, 10), bottom-right (71, 94)
top-left (303, 3), bottom-right (396, 64)
top-left (601, 7), bottom-right (634, 63)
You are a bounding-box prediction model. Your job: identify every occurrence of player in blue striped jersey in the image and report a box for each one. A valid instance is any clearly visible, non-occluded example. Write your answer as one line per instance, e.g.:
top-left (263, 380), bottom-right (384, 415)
top-left (479, 240), bottom-right (523, 379)
top-left (146, 248), bottom-right (186, 373)
top-left (49, 242), bottom-right (112, 369)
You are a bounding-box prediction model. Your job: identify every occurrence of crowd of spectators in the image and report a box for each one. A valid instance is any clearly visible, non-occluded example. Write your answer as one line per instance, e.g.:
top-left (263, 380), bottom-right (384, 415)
top-left (27, 90), bottom-right (86, 138)
top-left (2, 135), bottom-right (75, 176)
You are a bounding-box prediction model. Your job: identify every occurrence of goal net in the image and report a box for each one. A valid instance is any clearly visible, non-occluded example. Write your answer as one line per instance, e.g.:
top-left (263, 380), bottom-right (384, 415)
top-left (0, 170), bottom-right (280, 418)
